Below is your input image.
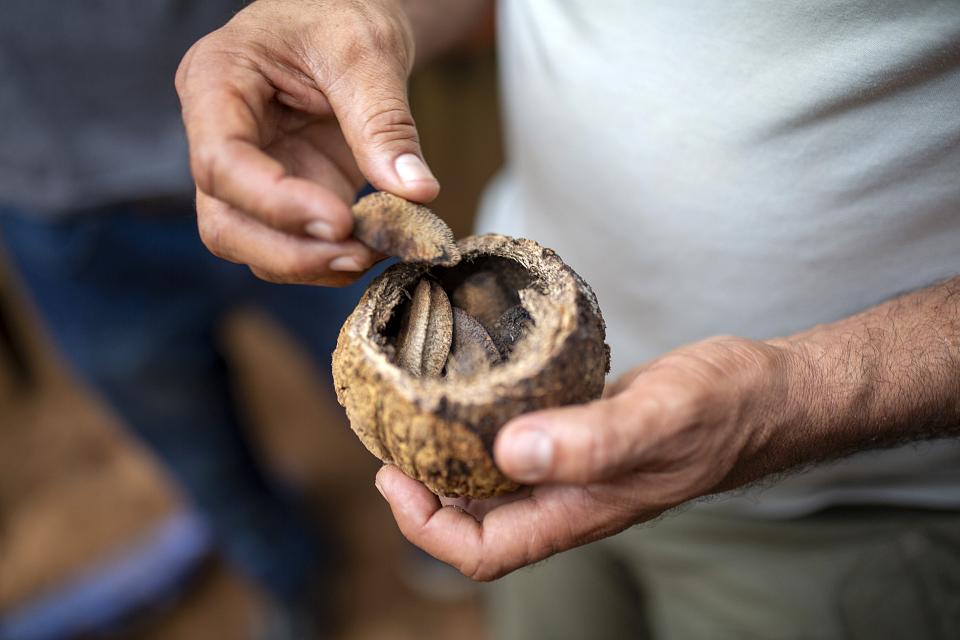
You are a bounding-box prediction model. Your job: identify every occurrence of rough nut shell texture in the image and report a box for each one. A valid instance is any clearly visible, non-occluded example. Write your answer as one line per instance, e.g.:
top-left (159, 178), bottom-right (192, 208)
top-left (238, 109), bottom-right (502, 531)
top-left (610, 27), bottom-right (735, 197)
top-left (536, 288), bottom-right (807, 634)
top-left (352, 192), bottom-right (461, 266)
top-left (332, 234), bottom-right (610, 498)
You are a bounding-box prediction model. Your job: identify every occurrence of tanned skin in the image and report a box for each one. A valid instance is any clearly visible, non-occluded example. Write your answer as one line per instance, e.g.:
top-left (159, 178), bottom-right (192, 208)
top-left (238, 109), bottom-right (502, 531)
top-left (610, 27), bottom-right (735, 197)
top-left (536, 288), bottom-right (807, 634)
top-left (175, 0), bottom-right (488, 286)
top-left (177, 0), bottom-right (960, 582)
top-left (377, 277), bottom-right (960, 580)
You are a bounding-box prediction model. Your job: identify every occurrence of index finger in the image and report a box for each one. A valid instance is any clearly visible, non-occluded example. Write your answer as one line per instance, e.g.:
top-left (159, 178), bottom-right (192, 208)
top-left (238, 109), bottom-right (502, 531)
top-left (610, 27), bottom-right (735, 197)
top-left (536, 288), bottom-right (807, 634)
top-left (177, 49), bottom-right (353, 240)
top-left (375, 466), bottom-right (636, 581)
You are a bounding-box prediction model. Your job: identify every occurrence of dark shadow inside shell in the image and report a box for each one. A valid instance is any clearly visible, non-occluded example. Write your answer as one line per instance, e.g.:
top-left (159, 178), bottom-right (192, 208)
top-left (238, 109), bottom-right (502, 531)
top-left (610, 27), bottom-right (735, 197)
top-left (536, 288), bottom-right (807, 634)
top-left (380, 255), bottom-right (537, 366)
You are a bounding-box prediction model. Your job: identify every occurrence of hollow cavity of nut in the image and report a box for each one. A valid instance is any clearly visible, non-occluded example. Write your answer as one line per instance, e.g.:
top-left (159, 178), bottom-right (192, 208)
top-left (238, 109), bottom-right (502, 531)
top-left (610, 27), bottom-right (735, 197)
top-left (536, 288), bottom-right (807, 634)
top-left (391, 264), bottom-right (533, 380)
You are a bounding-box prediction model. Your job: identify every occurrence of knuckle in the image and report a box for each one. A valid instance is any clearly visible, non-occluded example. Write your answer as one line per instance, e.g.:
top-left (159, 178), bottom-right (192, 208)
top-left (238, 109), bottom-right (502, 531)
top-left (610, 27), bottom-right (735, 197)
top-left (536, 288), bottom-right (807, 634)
top-left (633, 392), bottom-right (667, 423)
top-left (575, 401), bottom-right (631, 480)
top-left (196, 221), bottom-right (220, 257)
top-left (586, 422), bottom-right (621, 480)
top-left (356, 12), bottom-right (411, 60)
top-left (176, 31), bottom-right (237, 100)
top-left (465, 559), bottom-right (502, 583)
top-left (174, 36), bottom-right (208, 95)
top-left (251, 193), bottom-right (282, 228)
top-left (361, 98), bottom-right (418, 148)
top-left (189, 143), bottom-right (221, 196)
top-left (314, 11), bottom-right (411, 82)
top-left (322, 210), bottom-right (355, 241)
top-left (196, 210), bottom-right (229, 259)
top-left (249, 266), bottom-right (283, 284)
top-left (272, 258), bottom-right (309, 282)
top-left (272, 251), bottom-right (328, 283)
top-left (174, 51), bottom-right (191, 95)
top-left (664, 384), bottom-right (708, 422)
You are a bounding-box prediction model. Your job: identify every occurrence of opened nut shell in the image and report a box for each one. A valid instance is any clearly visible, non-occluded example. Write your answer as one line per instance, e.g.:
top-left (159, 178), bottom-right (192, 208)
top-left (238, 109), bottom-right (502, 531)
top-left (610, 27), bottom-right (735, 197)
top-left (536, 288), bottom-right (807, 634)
top-left (332, 234), bottom-right (610, 498)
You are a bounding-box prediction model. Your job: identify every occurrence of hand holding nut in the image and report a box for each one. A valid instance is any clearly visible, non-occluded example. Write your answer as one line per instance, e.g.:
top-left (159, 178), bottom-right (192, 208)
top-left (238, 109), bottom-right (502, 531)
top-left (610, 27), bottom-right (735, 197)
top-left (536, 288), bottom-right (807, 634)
top-left (352, 192), bottom-right (460, 266)
top-left (179, 0), bottom-right (442, 286)
top-left (333, 234), bottom-right (609, 498)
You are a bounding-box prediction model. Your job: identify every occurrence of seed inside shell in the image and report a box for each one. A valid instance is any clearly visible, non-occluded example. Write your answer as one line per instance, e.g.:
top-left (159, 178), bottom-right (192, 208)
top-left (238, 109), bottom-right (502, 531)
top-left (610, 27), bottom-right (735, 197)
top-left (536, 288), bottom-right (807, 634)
top-left (351, 192), bottom-right (461, 266)
top-left (395, 279), bottom-right (453, 376)
top-left (446, 307), bottom-right (501, 379)
top-left (451, 271), bottom-right (513, 336)
top-left (490, 304), bottom-right (532, 358)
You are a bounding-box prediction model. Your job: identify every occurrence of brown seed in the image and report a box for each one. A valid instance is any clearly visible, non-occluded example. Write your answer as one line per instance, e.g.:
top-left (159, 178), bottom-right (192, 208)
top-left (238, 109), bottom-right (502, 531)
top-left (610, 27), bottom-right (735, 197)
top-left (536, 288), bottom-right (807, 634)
top-left (352, 192), bottom-right (461, 266)
top-left (491, 304), bottom-right (532, 357)
top-left (422, 283), bottom-right (453, 376)
top-left (451, 271), bottom-right (512, 334)
top-left (396, 279), bottom-right (453, 376)
top-left (446, 307), bottom-right (501, 379)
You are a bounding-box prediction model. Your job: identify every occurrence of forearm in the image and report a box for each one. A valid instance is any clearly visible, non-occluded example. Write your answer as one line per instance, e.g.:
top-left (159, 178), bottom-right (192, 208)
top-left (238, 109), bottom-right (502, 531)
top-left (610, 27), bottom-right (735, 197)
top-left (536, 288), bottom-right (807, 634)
top-left (747, 276), bottom-right (960, 483)
top-left (401, 0), bottom-right (491, 65)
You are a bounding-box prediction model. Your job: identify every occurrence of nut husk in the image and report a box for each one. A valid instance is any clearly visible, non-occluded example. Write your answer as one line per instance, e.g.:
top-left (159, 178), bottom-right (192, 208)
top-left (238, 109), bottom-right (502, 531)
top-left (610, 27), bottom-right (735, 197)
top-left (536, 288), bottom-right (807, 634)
top-left (332, 234), bottom-right (610, 498)
top-left (352, 192), bottom-right (461, 266)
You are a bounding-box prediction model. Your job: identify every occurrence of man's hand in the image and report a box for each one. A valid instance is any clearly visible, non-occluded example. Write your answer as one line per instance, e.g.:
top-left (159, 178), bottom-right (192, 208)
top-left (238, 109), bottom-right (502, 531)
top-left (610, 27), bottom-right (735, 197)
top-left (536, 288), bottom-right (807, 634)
top-left (377, 337), bottom-right (793, 580)
top-left (175, 0), bottom-right (439, 286)
top-left (376, 277), bottom-right (960, 581)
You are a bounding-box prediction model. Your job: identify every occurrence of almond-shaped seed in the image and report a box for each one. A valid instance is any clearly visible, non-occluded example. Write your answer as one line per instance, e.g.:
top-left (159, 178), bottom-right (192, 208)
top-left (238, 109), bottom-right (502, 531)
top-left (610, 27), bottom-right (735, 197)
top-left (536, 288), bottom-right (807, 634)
top-left (446, 307), bottom-right (501, 380)
top-left (396, 279), bottom-right (431, 374)
top-left (451, 271), bottom-right (512, 335)
top-left (421, 283), bottom-right (453, 376)
top-left (352, 192), bottom-right (461, 266)
top-left (396, 279), bottom-right (452, 376)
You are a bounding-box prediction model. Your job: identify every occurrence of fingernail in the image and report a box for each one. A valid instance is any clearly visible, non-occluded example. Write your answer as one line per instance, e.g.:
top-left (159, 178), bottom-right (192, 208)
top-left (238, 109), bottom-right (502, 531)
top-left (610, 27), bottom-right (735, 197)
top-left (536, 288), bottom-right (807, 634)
top-left (374, 479), bottom-right (386, 500)
top-left (330, 255), bottom-right (365, 272)
top-left (394, 153), bottom-right (437, 186)
top-left (503, 429), bottom-right (553, 482)
top-left (305, 220), bottom-right (333, 241)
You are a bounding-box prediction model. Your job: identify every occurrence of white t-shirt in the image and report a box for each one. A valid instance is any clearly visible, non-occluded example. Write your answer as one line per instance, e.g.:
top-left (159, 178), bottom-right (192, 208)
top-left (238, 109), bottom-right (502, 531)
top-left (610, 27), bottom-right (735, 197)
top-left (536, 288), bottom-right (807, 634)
top-left (479, 0), bottom-right (960, 516)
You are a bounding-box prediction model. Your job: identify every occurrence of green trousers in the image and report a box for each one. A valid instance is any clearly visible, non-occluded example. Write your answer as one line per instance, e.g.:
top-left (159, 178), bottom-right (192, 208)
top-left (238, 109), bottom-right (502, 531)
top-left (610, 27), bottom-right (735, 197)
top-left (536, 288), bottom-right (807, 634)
top-left (487, 506), bottom-right (960, 640)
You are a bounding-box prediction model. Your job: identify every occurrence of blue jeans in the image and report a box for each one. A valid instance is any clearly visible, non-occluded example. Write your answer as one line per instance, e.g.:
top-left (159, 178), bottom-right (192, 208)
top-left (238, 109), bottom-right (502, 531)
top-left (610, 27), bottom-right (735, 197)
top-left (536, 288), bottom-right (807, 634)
top-left (0, 202), bottom-right (375, 606)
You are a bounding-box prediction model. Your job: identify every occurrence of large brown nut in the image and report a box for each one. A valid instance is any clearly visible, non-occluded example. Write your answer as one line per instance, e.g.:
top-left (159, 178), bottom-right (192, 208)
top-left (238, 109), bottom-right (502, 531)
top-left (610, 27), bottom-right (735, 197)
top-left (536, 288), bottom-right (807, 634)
top-left (332, 234), bottom-right (610, 498)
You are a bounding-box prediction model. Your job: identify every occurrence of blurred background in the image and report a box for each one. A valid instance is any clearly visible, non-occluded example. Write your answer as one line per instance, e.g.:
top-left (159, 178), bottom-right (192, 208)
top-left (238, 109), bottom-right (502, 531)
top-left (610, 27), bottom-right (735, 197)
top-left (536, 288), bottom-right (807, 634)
top-left (0, 8), bottom-right (502, 640)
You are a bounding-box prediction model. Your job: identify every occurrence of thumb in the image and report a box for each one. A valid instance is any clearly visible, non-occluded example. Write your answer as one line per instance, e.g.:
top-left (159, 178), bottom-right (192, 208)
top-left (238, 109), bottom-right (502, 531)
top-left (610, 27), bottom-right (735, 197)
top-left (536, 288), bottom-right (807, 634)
top-left (494, 394), bottom-right (658, 485)
top-left (325, 63), bottom-right (439, 203)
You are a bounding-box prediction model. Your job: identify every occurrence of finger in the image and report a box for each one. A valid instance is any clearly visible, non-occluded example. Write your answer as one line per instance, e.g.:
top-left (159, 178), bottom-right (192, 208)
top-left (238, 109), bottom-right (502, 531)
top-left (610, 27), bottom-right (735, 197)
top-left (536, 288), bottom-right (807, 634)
top-left (439, 488), bottom-right (531, 520)
top-left (268, 123), bottom-right (364, 204)
top-left (196, 190), bottom-right (379, 285)
top-left (178, 50), bottom-right (354, 239)
top-left (324, 55), bottom-right (439, 203)
top-left (494, 389), bottom-right (676, 485)
top-left (376, 467), bottom-right (484, 572)
top-left (376, 466), bottom-right (631, 581)
top-left (602, 366), bottom-right (647, 398)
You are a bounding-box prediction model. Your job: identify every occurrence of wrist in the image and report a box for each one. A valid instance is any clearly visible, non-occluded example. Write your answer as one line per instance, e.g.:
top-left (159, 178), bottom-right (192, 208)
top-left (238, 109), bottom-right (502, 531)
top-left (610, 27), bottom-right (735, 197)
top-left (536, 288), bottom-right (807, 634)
top-left (750, 329), bottom-right (874, 480)
top-left (716, 336), bottom-right (829, 491)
